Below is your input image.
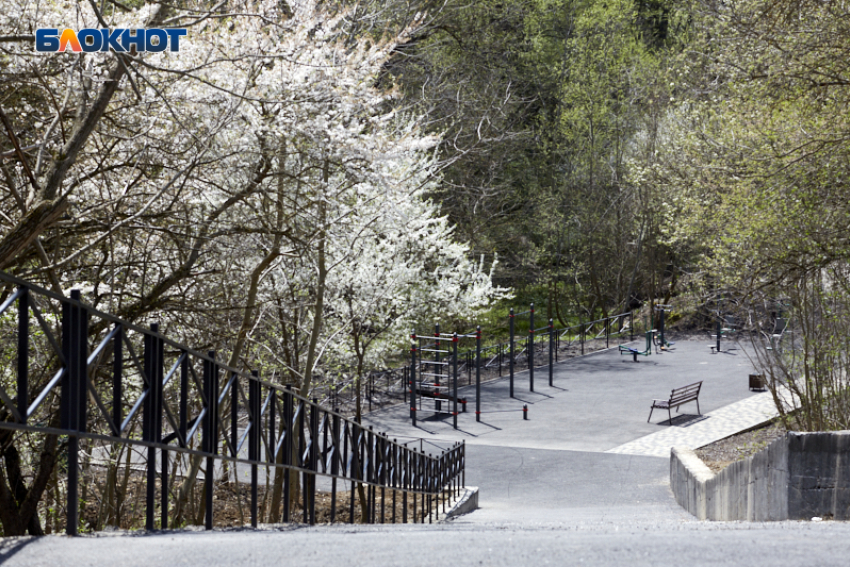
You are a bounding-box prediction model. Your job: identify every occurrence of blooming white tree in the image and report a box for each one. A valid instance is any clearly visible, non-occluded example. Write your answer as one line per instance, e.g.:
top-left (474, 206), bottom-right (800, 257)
top-left (0, 0), bottom-right (508, 533)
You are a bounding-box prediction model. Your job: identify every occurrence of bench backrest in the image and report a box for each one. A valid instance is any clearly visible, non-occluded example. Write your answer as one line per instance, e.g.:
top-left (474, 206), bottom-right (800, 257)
top-left (669, 381), bottom-right (702, 404)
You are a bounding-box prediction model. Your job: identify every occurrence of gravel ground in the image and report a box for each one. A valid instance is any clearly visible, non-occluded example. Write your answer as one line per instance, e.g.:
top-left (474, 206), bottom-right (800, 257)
top-left (695, 420), bottom-right (786, 473)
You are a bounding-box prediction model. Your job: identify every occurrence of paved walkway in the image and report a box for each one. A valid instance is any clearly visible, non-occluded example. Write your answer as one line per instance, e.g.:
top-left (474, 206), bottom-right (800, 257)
top-left (363, 338), bottom-right (770, 456)
top-left (9, 337), bottom-right (846, 567)
top-left (607, 390), bottom-right (778, 457)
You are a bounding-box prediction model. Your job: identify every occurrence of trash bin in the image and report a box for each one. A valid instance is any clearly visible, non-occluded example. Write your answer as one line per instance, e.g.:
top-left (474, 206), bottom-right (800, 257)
top-left (749, 374), bottom-right (766, 391)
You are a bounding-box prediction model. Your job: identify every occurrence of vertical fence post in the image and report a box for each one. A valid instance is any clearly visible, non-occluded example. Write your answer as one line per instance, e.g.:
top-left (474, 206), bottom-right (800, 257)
top-left (581, 323), bottom-right (585, 355)
top-left (342, 423), bottom-right (351, 524)
top-left (249, 371), bottom-right (260, 528)
top-left (310, 399), bottom-right (319, 525)
top-left (143, 324), bottom-right (160, 531)
top-left (452, 333), bottom-right (458, 430)
top-left (475, 326), bottom-right (481, 422)
top-left (298, 398), bottom-right (307, 524)
top-left (434, 324), bottom-right (440, 412)
top-left (17, 287), bottom-right (28, 424)
top-left (203, 351), bottom-right (218, 530)
top-left (549, 319), bottom-right (554, 387)
top-left (606, 317), bottom-right (610, 349)
top-left (402, 444), bottom-right (408, 523)
top-left (409, 332), bottom-right (417, 426)
top-left (62, 289), bottom-right (87, 536)
top-left (113, 324), bottom-right (123, 438)
top-left (156, 327), bottom-right (167, 530)
top-left (630, 310), bottom-right (634, 341)
top-left (509, 308), bottom-right (515, 398)
top-left (230, 373), bottom-right (238, 460)
top-left (331, 414), bottom-right (341, 523)
top-left (529, 303), bottom-right (534, 392)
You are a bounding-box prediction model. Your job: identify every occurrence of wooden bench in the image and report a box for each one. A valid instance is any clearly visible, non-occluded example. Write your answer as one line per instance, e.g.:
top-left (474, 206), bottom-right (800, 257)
top-left (648, 381), bottom-right (702, 423)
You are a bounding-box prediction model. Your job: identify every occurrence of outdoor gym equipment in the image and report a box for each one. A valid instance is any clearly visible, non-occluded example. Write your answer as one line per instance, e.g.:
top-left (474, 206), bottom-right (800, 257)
top-left (710, 313), bottom-right (737, 353)
top-left (619, 330), bottom-right (653, 362)
top-left (409, 329), bottom-right (479, 429)
top-left (654, 304), bottom-right (675, 352)
top-left (508, 304), bottom-right (556, 396)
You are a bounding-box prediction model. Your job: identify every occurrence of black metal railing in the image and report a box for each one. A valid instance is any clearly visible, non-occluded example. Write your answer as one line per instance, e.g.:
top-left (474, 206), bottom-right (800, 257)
top-left (0, 271), bottom-right (464, 535)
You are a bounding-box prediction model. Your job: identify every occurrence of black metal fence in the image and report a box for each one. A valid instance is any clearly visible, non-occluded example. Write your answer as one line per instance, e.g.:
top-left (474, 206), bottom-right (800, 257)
top-left (0, 271), bottom-right (464, 535)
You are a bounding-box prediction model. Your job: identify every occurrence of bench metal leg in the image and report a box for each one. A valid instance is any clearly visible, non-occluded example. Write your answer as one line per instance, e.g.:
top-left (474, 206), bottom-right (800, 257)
top-left (696, 399), bottom-right (700, 415)
top-left (668, 408), bottom-right (672, 423)
top-left (647, 407), bottom-right (654, 423)
top-left (633, 352), bottom-right (638, 362)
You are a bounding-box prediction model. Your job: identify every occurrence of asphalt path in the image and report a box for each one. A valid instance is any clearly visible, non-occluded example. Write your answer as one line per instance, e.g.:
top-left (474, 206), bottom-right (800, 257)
top-left (4, 337), bottom-right (849, 566)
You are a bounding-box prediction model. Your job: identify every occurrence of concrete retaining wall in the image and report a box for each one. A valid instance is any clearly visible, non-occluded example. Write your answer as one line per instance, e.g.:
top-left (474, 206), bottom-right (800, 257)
top-left (671, 431), bottom-right (850, 521)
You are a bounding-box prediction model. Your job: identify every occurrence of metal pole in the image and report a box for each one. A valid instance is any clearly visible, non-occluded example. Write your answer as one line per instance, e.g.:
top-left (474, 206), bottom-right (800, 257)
top-left (62, 290), bottom-right (87, 536)
top-left (581, 323), bottom-right (585, 355)
top-left (17, 287), bottom-right (28, 424)
top-left (549, 319), bottom-right (554, 387)
top-left (509, 309), bottom-right (515, 398)
top-left (452, 333), bottom-right (458, 430)
top-left (529, 303), bottom-right (534, 392)
top-left (203, 351), bottom-right (217, 530)
top-left (144, 323), bottom-right (160, 531)
top-left (434, 324), bottom-right (440, 412)
top-left (475, 326), bottom-right (481, 422)
top-left (660, 309), bottom-right (665, 348)
top-left (283, 386), bottom-right (293, 523)
top-left (717, 319), bottom-right (721, 352)
top-left (410, 332), bottom-right (417, 426)
top-left (249, 371), bottom-right (260, 528)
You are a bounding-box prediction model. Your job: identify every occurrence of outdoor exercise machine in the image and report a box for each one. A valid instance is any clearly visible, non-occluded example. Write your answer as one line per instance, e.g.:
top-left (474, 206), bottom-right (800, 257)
top-left (654, 304), bottom-right (675, 352)
top-left (710, 312), bottom-right (737, 353)
top-left (619, 329), bottom-right (653, 362)
top-left (409, 328), bottom-right (479, 429)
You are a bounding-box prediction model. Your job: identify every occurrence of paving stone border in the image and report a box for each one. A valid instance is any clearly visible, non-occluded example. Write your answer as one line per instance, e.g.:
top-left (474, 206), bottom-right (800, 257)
top-left (671, 431), bottom-right (850, 521)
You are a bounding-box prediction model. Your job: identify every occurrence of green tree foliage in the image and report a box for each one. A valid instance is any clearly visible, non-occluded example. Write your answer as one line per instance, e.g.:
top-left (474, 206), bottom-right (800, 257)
top-left (395, 0), bottom-right (683, 320)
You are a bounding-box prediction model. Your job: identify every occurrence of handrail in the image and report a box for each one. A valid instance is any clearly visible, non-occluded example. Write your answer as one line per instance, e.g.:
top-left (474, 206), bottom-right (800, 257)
top-left (0, 270), bottom-right (463, 534)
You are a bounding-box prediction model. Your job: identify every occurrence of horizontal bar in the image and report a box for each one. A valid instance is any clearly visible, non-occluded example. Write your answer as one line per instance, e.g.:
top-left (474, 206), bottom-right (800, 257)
top-left (419, 349), bottom-right (449, 353)
top-left (421, 361), bottom-right (449, 366)
top-left (415, 335), bottom-right (455, 342)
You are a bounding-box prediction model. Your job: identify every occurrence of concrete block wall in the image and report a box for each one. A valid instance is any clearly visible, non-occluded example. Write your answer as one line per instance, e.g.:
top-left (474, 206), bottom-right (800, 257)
top-left (671, 431), bottom-right (850, 521)
top-left (787, 431), bottom-right (850, 520)
top-left (671, 435), bottom-right (788, 521)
